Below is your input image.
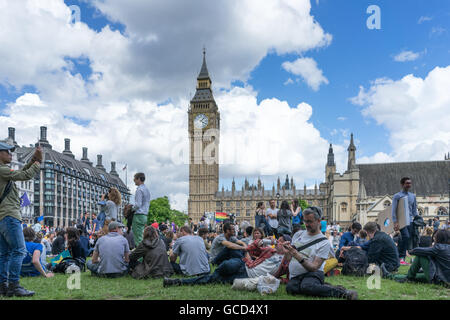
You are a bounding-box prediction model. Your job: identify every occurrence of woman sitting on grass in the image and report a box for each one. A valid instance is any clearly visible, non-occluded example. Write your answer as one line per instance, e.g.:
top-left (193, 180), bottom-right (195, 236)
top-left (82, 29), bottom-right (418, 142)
top-left (50, 227), bottom-right (87, 273)
top-left (128, 226), bottom-right (174, 279)
top-left (21, 227), bottom-right (54, 278)
top-left (394, 229), bottom-right (450, 285)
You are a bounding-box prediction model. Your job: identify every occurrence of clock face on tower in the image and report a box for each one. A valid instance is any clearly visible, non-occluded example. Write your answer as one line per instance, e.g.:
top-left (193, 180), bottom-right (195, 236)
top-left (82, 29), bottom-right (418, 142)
top-left (194, 114), bottom-right (208, 129)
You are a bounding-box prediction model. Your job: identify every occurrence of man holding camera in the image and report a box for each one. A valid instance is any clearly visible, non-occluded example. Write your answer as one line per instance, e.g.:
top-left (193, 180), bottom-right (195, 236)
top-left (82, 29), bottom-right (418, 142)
top-left (0, 143), bottom-right (42, 297)
top-left (282, 207), bottom-right (358, 300)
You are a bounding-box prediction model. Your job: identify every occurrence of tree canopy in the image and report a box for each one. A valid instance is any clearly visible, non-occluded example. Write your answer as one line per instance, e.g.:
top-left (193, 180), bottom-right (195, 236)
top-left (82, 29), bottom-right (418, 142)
top-left (147, 196), bottom-right (188, 227)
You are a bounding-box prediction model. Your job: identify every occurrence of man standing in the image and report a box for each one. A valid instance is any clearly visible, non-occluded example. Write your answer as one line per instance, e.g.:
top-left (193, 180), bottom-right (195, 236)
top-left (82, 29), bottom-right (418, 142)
top-left (433, 217), bottom-right (441, 232)
top-left (132, 172), bottom-right (151, 246)
top-left (391, 177), bottom-right (418, 265)
top-left (266, 199), bottom-right (279, 237)
top-left (0, 143), bottom-right (42, 297)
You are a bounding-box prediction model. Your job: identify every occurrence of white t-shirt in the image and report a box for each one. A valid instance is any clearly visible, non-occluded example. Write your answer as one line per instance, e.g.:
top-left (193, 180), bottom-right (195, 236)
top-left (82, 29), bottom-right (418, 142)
top-left (288, 230), bottom-right (333, 279)
top-left (266, 208), bottom-right (279, 229)
top-left (245, 254), bottom-right (283, 278)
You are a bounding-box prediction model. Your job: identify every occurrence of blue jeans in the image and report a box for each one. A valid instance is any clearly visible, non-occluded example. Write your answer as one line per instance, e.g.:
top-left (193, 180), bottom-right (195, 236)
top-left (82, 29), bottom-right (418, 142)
top-left (398, 223), bottom-right (413, 259)
top-left (0, 216), bottom-right (28, 284)
top-left (180, 258), bottom-right (247, 285)
top-left (211, 247), bottom-right (244, 266)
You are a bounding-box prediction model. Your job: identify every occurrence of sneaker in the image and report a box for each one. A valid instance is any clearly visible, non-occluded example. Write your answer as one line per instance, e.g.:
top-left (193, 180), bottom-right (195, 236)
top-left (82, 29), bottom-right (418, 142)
top-left (0, 282), bottom-right (8, 296)
top-left (345, 290), bottom-right (358, 300)
top-left (400, 259), bottom-right (411, 266)
top-left (163, 277), bottom-right (181, 287)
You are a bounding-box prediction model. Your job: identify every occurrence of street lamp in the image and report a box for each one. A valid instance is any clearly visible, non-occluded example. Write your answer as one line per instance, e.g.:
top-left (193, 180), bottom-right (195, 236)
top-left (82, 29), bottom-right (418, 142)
top-left (276, 193), bottom-right (280, 208)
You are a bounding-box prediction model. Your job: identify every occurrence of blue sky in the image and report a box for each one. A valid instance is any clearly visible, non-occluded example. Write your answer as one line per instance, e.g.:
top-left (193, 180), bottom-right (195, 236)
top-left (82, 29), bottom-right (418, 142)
top-left (1, 0), bottom-right (449, 209)
top-left (248, 0), bottom-right (450, 158)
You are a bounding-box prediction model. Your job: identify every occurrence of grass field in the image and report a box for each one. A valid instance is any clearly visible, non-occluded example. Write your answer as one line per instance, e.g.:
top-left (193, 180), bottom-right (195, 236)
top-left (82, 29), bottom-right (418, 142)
top-left (1, 257), bottom-right (449, 300)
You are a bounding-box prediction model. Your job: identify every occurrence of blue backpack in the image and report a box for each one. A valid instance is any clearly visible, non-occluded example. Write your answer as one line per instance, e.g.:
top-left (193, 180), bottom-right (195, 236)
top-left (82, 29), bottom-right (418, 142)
top-left (292, 209), bottom-right (302, 225)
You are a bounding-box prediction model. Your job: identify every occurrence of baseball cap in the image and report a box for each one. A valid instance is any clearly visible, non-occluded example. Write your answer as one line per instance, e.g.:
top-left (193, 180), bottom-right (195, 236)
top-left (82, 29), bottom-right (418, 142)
top-left (108, 221), bottom-right (125, 231)
top-left (0, 142), bottom-right (15, 152)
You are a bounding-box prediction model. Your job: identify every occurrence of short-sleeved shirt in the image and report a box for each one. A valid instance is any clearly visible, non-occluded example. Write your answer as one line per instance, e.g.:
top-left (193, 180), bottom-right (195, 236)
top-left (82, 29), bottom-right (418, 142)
top-left (320, 220), bottom-right (327, 232)
top-left (173, 235), bottom-right (210, 276)
top-left (94, 232), bottom-right (130, 274)
top-left (246, 254), bottom-right (283, 278)
top-left (210, 234), bottom-right (238, 261)
top-left (277, 209), bottom-right (293, 232)
top-left (21, 242), bottom-right (45, 277)
top-left (266, 208), bottom-right (279, 229)
top-left (288, 230), bottom-right (332, 279)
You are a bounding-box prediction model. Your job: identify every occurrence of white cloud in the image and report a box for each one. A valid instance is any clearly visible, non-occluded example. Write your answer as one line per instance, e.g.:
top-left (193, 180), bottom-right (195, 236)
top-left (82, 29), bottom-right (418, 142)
top-left (284, 78), bottom-right (294, 85)
top-left (337, 116), bottom-right (346, 121)
top-left (282, 57), bottom-right (329, 91)
top-left (393, 50), bottom-right (421, 62)
top-left (0, 0), bottom-right (335, 212)
top-left (418, 16), bottom-right (432, 24)
top-left (351, 66), bottom-right (450, 162)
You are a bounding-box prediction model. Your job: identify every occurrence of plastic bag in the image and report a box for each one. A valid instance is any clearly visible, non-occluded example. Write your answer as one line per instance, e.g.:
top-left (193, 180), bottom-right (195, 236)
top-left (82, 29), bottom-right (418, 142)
top-left (257, 274), bottom-right (280, 295)
top-left (232, 277), bottom-right (259, 291)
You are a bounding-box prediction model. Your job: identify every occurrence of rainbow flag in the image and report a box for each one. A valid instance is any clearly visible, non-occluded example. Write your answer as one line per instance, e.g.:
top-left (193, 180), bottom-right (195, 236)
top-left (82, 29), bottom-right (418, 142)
top-left (215, 212), bottom-right (227, 222)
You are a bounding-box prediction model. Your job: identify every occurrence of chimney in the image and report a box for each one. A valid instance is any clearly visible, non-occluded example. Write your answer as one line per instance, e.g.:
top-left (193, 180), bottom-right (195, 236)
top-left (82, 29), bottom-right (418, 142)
top-left (35, 126), bottom-right (52, 149)
top-left (7, 127), bottom-right (18, 147)
top-left (110, 161), bottom-right (119, 177)
top-left (96, 154), bottom-right (105, 170)
top-left (81, 147), bottom-right (93, 165)
top-left (62, 138), bottom-right (75, 158)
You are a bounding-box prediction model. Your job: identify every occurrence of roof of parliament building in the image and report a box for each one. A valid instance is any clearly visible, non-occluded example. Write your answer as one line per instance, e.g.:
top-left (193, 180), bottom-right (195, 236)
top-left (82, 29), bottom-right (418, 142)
top-left (357, 160), bottom-right (450, 197)
top-left (4, 126), bottom-right (129, 194)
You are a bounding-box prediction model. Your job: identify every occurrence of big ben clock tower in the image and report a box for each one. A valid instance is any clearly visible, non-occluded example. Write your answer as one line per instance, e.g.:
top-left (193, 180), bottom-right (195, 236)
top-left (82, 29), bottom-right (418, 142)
top-left (188, 49), bottom-right (220, 223)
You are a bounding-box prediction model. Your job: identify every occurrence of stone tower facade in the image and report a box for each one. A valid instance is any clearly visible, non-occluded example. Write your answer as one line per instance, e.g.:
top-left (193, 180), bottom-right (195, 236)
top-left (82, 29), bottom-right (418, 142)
top-left (188, 50), bottom-right (221, 222)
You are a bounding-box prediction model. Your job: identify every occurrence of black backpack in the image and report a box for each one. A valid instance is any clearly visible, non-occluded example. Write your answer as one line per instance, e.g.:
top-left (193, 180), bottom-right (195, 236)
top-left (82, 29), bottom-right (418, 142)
top-left (342, 247), bottom-right (368, 276)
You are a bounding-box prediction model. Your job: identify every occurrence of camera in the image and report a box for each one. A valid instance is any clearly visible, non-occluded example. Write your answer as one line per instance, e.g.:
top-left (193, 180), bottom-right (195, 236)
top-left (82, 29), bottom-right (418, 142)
top-left (262, 239), bottom-right (275, 246)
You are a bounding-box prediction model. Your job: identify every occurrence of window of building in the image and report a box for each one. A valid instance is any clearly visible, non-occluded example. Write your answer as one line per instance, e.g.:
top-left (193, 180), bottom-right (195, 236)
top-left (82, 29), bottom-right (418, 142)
top-left (340, 202), bottom-right (347, 214)
top-left (246, 210), bottom-right (251, 217)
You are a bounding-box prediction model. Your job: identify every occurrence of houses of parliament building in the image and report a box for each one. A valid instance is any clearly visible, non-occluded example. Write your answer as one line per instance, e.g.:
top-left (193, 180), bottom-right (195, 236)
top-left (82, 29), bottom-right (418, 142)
top-left (188, 52), bottom-right (450, 228)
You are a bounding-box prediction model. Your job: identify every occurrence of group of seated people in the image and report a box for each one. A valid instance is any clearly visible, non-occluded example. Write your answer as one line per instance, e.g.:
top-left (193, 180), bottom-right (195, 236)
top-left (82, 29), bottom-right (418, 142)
top-left (20, 208), bottom-right (450, 300)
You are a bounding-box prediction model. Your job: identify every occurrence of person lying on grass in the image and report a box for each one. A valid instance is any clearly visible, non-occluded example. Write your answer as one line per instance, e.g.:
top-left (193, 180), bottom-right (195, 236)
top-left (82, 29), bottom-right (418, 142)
top-left (21, 227), bottom-right (54, 278)
top-left (394, 229), bottom-right (450, 285)
top-left (282, 208), bottom-right (358, 300)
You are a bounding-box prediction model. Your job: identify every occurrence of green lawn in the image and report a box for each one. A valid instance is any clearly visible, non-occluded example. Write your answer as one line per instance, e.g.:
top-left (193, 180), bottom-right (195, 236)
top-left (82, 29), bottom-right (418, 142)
top-left (1, 257), bottom-right (449, 300)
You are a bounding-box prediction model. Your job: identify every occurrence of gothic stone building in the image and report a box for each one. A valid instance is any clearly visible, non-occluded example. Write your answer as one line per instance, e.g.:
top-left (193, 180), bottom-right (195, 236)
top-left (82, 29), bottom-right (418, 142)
top-left (188, 52), bottom-right (450, 228)
top-left (4, 126), bottom-right (130, 227)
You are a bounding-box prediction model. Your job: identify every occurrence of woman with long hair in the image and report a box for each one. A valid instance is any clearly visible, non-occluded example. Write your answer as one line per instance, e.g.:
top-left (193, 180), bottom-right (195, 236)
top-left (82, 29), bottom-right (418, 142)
top-left (290, 199), bottom-right (302, 227)
top-left (277, 200), bottom-right (297, 237)
top-left (101, 188), bottom-right (122, 221)
top-left (129, 226), bottom-right (173, 279)
top-left (255, 201), bottom-right (271, 236)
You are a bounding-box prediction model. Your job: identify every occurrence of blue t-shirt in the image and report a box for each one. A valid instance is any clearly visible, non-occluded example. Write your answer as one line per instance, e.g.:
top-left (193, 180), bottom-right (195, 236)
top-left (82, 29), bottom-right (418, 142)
top-left (92, 219), bottom-right (100, 232)
top-left (320, 220), bottom-right (327, 232)
top-left (21, 242), bottom-right (45, 277)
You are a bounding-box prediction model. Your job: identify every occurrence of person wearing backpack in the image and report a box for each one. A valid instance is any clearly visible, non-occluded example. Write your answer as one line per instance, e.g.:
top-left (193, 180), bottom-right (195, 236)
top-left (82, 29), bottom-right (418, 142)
top-left (342, 222), bottom-right (400, 277)
top-left (282, 208), bottom-right (358, 300)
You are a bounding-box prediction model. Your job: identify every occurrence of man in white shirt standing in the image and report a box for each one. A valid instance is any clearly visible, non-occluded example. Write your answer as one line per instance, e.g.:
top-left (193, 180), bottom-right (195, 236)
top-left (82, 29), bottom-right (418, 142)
top-left (266, 199), bottom-right (279, 238)
top-left (132, 173), bottom-right (151, 246)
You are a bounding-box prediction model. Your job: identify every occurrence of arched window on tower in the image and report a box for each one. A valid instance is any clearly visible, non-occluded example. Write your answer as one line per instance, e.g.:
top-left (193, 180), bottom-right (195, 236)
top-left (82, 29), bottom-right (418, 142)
top-left (340, 202), bottom-right (347, 215)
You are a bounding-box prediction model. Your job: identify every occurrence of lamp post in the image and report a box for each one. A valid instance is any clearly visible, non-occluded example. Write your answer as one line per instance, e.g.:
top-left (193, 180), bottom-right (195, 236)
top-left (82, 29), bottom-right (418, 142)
top-left (276, 193), bottom-right (280, 208)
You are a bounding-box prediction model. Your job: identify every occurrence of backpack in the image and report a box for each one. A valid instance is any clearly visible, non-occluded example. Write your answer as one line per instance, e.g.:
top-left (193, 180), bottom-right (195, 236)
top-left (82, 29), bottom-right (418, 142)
top-left (341, 247), bottom-right (368, 276)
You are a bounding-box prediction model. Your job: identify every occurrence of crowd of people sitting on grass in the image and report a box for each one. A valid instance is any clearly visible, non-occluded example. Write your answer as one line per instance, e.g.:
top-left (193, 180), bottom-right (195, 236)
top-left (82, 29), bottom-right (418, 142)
top-left (17, 201), bottom-right (450, 301)
top-left (3, 168), bottom-right (450, 299)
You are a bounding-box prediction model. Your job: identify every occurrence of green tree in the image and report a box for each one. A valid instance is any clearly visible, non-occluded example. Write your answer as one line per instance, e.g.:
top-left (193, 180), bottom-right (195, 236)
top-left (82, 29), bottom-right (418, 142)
top-left (298, 198), bottom-right (309, 210)
top-left (147, 196), bottom-right (188, 227)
